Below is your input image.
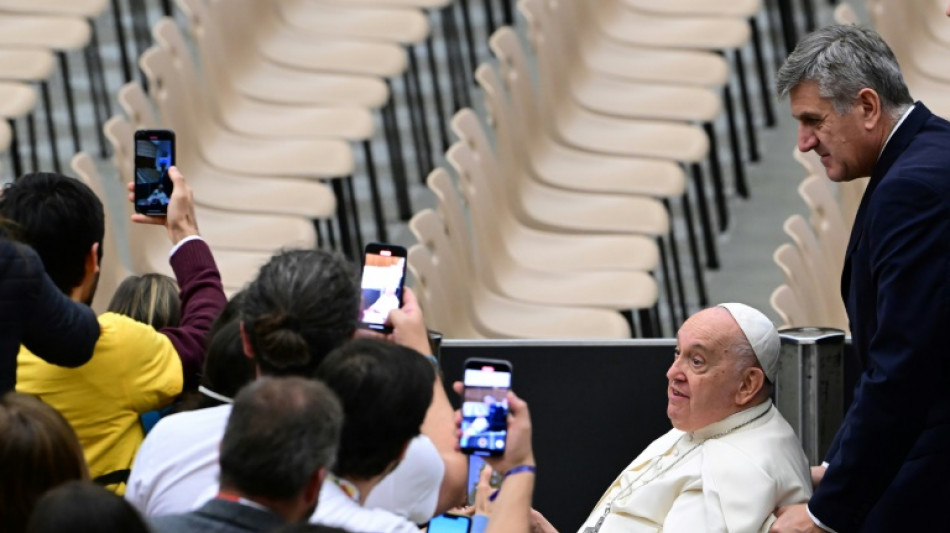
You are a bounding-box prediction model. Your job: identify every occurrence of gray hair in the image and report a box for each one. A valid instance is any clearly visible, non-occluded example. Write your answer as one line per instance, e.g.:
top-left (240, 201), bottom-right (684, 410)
top-left (776, 24), bottom-right (913, 118)
top-left (725, 328), bottom-right (774, 396)
top-left (219, 377), bottom-right (343, 500)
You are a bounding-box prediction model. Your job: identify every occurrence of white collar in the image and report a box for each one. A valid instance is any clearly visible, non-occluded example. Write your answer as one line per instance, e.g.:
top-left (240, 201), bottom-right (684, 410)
top-left (688, 400), bottom-right (773, 442)
top-left (879, 104), bottom-right (916, 160)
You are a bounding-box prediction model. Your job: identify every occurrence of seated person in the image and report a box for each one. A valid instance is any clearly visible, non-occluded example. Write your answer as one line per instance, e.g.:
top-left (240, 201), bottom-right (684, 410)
top-left (126, 250), bottom-right (465, 522)
top-left (25, 481), bottom-right (150, 533)
top-left (537, 303), bottom-right (811, 533)
top-left (0, 392), bottom-right (89, 533)
top-left (150, 377), bottom-right (343, 533)
top-left (0, 168), bottom-right (226, 492)
top-left (311, 339), bottom-right (434, 532)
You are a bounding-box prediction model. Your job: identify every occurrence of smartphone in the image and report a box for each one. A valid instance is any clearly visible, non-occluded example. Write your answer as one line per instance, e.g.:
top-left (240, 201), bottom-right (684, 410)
top-left (467, 455), bottom-right (504, 506)
top-left (460, 358), bottom-right (512, 457)
top-left (358, 243), bottom-right (407, 333)
top-left (133, 129), bottom-right (175, 216)
top-left (428, 513), bottom-right (472, 533)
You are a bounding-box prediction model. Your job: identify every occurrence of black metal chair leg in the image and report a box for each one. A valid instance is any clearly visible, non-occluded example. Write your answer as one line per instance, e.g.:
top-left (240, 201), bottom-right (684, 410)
top-left (620, 309), bottom-right (637, 339)
top-left (40, 82), bottom-right (61, 174)
top-left (679, 191), bottom-right (710, 307)
top-left (324, 219), bottom-right (337, 250)
top-left (777, 0), bottom-right (798, 57)
top-left (638, 309), bottom-right (655, 338)
top-left (381, 91), bottom-right (413, 220)
top-left (732, 49), bottom-right (760, 163)
top-left (362, 140), bottom-right (388, 242)
top-left (749, 17), bottom-right (776, 128)
top-left (766, 0), bottom-right (787, 71)
top-left (408, 46), bottom-right (434, 173)
top-left (110, 0), bottom-right (133, 83)
top-left (662, 198), bottom-right (689, 322)
top-left (84, 43), bottom-right (109, 158)
top-left (801, 0), bottom-right (817, 32)
top-left (27, 113), bottom-right (38, 173)
top-left (657, 235), bottom-right (678, 331)
top-left (331, 179), bottom-right (354, 259)
top-left (484, 0), bottom-right (497, 37)
top-left (315, 219), bottom-right (325, 248)
top-left (160, 0), bottom-right (174, 16)
top-left (501, 0), bottom-right (515, 25)
top-left (401, 73), bottom-right (428, 184)
top-left (690, 163), bottom-right (719, 270)
top-left (703, 122), bottom-right (728, 231)
top-left (457, 0), bottom-right (478, 81)
top-left (426, 36), bottom-right (451, 151)
top-left (442, 5), bottom-right (471, 108)
top-left (8, 119), bottom-right (22, 178)
top-left (344, 176), bottom-right (364, 253)
top-left (58, 53), bottom-right (81, 154)
top-left (723, 85), bottom-right (747, 199)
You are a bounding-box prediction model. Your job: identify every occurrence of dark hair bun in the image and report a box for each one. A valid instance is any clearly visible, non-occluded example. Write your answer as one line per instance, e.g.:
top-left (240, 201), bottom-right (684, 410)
top-left (254, 312), bottom-right (309, 371)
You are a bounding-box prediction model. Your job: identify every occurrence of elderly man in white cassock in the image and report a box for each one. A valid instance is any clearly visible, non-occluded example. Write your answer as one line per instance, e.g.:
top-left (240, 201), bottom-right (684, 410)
top-left (536, 304), bottom-right (812, 533)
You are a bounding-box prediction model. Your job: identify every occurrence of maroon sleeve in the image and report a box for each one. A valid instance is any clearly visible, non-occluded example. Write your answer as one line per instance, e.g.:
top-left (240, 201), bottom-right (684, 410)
top-left (160, 238), bottom-right (227, 386)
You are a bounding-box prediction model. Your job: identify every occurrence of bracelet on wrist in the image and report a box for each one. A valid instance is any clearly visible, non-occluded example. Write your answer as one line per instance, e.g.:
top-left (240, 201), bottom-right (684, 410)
top-left (489, 465), bottom-right (536, 502)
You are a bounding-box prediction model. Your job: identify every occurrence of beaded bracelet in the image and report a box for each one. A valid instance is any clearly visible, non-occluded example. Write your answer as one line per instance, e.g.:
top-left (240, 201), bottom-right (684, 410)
top-left (488, 465), bottom-right (537, 502)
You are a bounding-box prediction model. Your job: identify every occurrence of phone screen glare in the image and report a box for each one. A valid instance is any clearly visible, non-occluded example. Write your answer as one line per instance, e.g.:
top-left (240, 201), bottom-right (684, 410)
top-left (461, 367), bottom-right (511, 455)
top-left (134, 137), bottom-right (173, 213)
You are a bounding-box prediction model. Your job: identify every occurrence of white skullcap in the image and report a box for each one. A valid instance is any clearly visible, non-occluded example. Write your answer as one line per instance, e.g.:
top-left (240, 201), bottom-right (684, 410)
top-left (717, 303), bottom-right (780, 382)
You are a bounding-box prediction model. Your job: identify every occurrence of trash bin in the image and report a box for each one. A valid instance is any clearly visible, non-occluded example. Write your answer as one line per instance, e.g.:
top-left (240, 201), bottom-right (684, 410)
top-left (775, 327), bottom-right (846, 465)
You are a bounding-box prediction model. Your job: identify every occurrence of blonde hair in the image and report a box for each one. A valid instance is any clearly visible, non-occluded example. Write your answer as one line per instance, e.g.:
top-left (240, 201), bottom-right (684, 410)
top-left (107, 273), bottom-right (181, 330)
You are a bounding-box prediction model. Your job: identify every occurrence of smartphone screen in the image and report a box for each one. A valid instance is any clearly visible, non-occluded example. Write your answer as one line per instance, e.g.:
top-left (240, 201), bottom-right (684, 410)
top-left (134, 129), bottom-right (175, 216)
top-left (460, 358), bottom-right (512, 456)
top-left (358, 243), bottom-right (407, 333)
top-left (428, 514), bottom-right (472, 533)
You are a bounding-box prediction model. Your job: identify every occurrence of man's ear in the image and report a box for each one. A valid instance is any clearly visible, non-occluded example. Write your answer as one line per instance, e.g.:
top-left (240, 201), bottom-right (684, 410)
top-left (735, 367), bottom-right (765, 406)
top-left (87, 242), bottom-right (100, 274)
top-left (857, 87), bottom-right (883, 130)
top-left (303, 466), bottom-right (326, 508)
top-left (239, 321), bottom-right (255, 360)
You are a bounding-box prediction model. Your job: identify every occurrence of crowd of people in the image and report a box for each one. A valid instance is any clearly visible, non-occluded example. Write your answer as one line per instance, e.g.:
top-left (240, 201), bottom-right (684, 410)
top-left (1, 10), bottom-right (949, 533)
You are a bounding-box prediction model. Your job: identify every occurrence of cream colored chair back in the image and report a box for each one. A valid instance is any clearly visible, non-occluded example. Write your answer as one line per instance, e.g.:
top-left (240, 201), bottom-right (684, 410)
top-left (70, 152), bottom-right (133, 315)
top-left (771, 284), bottom-right (806, 329)
top-left (799, 175), bottom-right (848, 275)
top-left (117, 82), bottom-right (160, 130)
top-left (425, 167), bottom-right (476, 286)
top-left (783, 215), bottom-right (849, 331)
top-left (774, 243), bottom-right (824, 326)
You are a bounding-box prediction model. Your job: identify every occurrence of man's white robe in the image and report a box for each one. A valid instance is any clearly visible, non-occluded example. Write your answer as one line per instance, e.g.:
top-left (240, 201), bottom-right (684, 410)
top-left (578, 402), bottom-right (811, 533)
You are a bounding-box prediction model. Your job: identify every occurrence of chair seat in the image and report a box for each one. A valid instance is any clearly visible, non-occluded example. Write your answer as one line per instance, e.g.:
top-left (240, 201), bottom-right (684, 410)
top-left (514, 177), bottom-right (670, 236)
top-left (569, 73), bottom-right (722, 123)
top-left (489, 263), bottom-right (659, 311)
top-left (193, 206), bottom-right (318, 252)
top-left (199, 128), bottom-right (354, 178)
top-left (0, 0), bottom-right (108, 18)
top-left (527, 140), bottom-right (687, 198)
top-left (255, 30), bottom-right (408, 79)
top-left (216, 93), bottom-right (375, 141)
top-left (232, 60), bottom-right (389, 108)
top-left (592, 4), bottom-right (750, 50)
top-left (184, 165), bottom-right (337, 219)
top-left (0, 14), bottom-right (90, 51)
top-left (0, 81), bottom-right (36, 118)
top-left (621, 0), bottom-right (761, 18)
top-left (278, 0), bottom-right (430, 44)
top-left (578, 38), bottom-right (729, 88)
top-left (500, 223), bottom-right (660, 273)
top-left (0, 48), bottom-right (55, 81)
top-left (552, 105), bottom-right (709, 163)
top-left (471, 288), bottom-right (633, 339)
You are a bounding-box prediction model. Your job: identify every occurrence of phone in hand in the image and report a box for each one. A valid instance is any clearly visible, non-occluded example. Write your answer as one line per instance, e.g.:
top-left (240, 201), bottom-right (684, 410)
top-left (428, 513), bottom-right (472, 533)
top-left (133, 129), bottom-right (175, 216)
top-left (467, 455), bottom-right (504, 506)
top-left (358, 242), bottom-right (407, 333)
top-left (460, 358), bottom-right (513, 457)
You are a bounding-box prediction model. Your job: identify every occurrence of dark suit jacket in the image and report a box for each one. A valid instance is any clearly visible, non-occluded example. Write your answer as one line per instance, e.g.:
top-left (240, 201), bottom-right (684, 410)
top-left (150, 498), bottom-right (287, 533)
top-left (810, 103), bottom-right (950, 532)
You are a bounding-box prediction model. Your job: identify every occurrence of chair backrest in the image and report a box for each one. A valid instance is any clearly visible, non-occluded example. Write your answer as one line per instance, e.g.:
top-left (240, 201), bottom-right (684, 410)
top-left (151, 17), bottom-right (226, 124)
top-left (425, 167), bottom-right (475, 284)
top-left (488, 27), bottom-right (543, 141)
top-left (837, 178), bottom-right (867, 230)
top-left (407, 210), bottom-right (479, 338)
top-left (70, 151), bottom-right (132, 315)
top-left (782, 215), bottom-right (849, 330)
top-left (138, 45), bottom-right (209, 150)
top-left (799, 175), bottom-right (848, 275)
top-left (117, 82), bottom-right (160, 130)
top-left (771, 284), bottom-right (806, 329)
top-left (774, 242), bottom-right (823, 326)
top-left (102, 115), bottom-right (175, 277)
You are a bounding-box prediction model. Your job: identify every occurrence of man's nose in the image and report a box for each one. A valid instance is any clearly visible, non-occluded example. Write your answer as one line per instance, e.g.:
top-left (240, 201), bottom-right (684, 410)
top-left (666, 359), bottom-right (683, 381)
top-left (798, 125), bottom-right (818, 152)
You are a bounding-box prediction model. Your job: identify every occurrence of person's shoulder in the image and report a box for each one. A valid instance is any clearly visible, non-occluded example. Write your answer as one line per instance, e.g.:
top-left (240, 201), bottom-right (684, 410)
top-left (149, 404), bottom-right (233, 438)
top-left (150, 511), bottom-right (209, 533)
top-left (315, 481), bottom-right (419, 533)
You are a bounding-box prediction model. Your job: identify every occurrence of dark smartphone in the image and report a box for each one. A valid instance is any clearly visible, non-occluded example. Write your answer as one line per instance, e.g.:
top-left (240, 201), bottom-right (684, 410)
top-left (460, 358), bottom-right (513, 457)
top-left (133, 129), bottom-right (175, 216)
top-left (428, 513), bottom-right (472, 533)
top-left (358, 243), bottom-right (408, 333)
top-left (467, 455), bottom-right (504, 505)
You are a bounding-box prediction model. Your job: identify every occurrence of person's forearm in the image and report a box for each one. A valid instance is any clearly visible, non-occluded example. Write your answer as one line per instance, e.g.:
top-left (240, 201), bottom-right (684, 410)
top-left (423, 374), bottom-right (468, 513)
top-left (161, 239), bottom-right (226, 384)
top-left (484, 473), bottom-right (535, 533)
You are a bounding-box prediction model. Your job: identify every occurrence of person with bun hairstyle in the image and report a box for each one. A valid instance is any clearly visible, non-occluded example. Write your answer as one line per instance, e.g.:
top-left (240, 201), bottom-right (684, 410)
top-left (128, 249), bottom-right (466, 527)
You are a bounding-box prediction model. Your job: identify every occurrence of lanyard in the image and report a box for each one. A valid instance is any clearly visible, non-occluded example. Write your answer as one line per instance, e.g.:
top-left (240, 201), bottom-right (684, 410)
top-left (327, 474), bottom-right (361, 503)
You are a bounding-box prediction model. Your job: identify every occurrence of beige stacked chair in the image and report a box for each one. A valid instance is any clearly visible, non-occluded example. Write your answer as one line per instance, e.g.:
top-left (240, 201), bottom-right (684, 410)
top-left (0, 48), bottom-right (57, 174)
top-left (0, 82), bottom-right (37, 174)
top-left (104, 116), bottom-right (318, 255)
top-left (783, 215), bottom-right (849, 331)
top-left (791, 146), bottom-right (867, 230)
top-left (798, 175), bottom-right (849, 280)
top-left (114, 84), bottom-right (336, 221)
top-left (70, 152), bottom-right (132, 315)
top-left (410, 169), bottom-right (635, 339)
top-left (774, 242), bottom-right (828, 327)
top-left (771, 284), bottom-right (807, 329)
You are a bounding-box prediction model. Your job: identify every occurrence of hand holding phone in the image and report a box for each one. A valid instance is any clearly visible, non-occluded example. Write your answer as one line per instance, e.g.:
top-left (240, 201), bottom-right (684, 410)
top-left (133, 129), bottom-right (175, 216)
top-left (358, 243), bottom-right (407, 333)
top-left (460, 359), bottom-right (513, 457)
